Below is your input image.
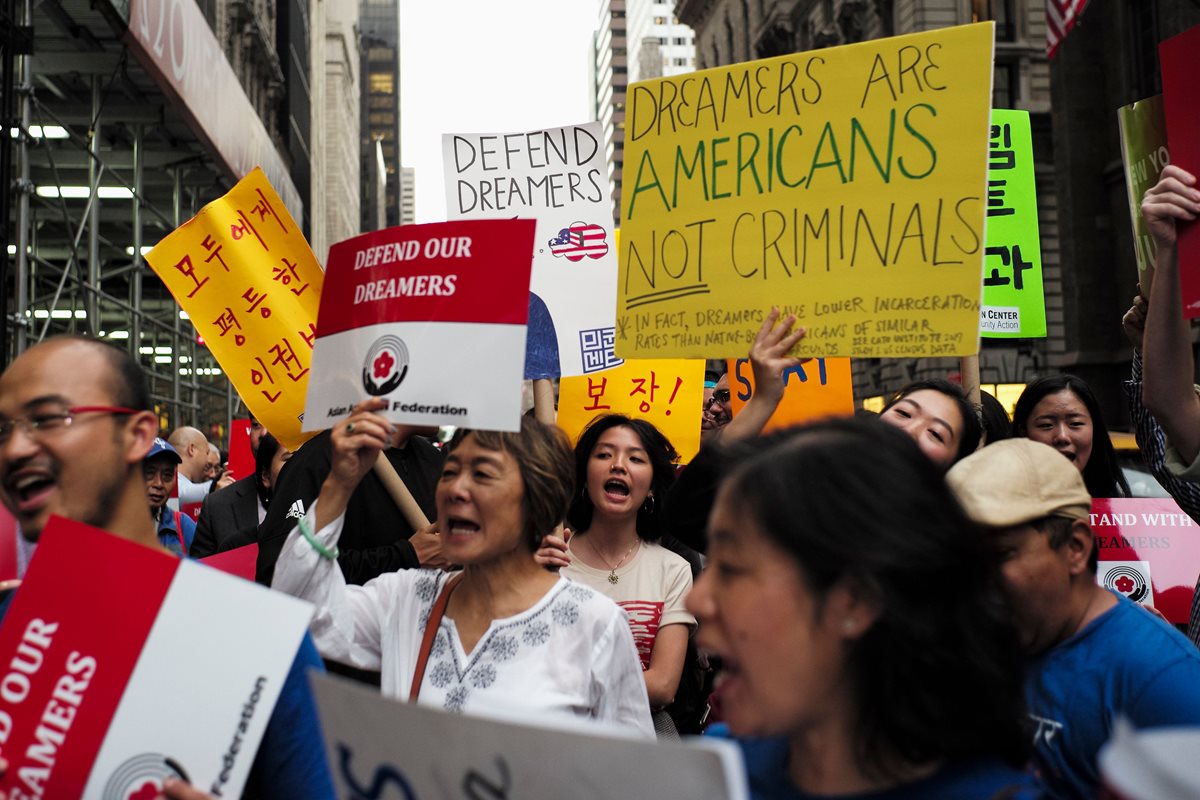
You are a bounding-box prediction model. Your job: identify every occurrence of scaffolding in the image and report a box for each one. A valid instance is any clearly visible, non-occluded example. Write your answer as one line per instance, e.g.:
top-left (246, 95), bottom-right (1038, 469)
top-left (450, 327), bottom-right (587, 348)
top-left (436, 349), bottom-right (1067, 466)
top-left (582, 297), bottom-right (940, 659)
top-left (0, 0), bottom-right (244, 441)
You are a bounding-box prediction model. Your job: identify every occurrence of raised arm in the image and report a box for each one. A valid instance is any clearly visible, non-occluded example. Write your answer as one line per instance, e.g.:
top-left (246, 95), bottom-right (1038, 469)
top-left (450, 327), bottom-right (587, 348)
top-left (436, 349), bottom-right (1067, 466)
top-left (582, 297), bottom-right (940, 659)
top-left (270, 398), bottom-right (406, 669)
top-left (1141, 165), bottom-right (1200, 465)
top-left (718, 307), bottom-right (806, 442)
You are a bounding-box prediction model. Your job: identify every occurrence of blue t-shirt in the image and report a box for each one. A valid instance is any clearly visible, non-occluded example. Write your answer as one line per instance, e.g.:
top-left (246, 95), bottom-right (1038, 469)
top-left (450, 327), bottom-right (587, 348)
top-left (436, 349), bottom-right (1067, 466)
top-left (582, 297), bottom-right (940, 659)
top-left (157, 508), bottom-right (197, 557)
top-left (0, 581), bottom-right (333, 798)
top-left (1025, 591), bottom-right (1200, 799)
top-left (708, 725), bottom-right (1037, 799)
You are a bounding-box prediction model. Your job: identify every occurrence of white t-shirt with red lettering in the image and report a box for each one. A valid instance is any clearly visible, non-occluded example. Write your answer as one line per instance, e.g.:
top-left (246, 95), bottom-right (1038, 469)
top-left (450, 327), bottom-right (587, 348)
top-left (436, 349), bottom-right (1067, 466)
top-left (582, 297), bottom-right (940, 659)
top-left (563, 539), bottom-right (696, 670)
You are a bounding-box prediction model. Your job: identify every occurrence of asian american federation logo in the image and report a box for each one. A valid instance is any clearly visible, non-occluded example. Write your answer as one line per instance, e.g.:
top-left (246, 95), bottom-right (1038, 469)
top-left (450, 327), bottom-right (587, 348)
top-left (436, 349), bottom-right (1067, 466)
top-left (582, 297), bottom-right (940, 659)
top-left (362, 335), bottom-right (409, 396)
top-left (102, 753), bottom-right (190, 800)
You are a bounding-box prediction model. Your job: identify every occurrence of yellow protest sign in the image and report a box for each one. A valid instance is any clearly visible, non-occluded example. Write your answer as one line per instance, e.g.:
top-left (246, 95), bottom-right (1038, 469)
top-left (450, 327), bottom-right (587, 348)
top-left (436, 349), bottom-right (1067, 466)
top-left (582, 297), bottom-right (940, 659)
top-left (146, 168), bottom-right (323, 450)
top-left (726, 357), bottom-right (853, 431)
top-left (557, 359), bottom-right (704, 462)
top-left (617, 23), bottom-right (994, 359)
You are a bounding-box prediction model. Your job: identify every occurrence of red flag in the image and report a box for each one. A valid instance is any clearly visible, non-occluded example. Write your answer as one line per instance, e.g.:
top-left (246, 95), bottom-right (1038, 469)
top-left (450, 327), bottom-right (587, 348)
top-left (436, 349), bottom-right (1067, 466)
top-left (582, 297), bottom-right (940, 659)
top-left (1047, 0), bottom-right (1090, 58)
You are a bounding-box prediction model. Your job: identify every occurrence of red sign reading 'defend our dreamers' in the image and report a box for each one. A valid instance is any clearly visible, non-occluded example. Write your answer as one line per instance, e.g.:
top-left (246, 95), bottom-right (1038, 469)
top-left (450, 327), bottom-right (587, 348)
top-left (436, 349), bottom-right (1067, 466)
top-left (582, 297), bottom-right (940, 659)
top-left (0, 516), bottom-right (311, 798)
top-left (304, 219), bottom-right (536, 433)
top-left (1092, 498), bottom-right (1200, 624)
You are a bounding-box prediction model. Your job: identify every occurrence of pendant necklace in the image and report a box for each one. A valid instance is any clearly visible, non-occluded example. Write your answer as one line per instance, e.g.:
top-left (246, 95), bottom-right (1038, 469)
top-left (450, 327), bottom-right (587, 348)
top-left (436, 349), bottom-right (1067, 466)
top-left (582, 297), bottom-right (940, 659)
top-left (593, 539), bottom-right (638, 584)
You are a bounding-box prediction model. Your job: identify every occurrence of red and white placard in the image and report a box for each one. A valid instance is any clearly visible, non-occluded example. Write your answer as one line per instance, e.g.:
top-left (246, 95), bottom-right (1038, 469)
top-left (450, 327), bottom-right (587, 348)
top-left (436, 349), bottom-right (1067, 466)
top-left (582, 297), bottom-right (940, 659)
top-left (304, 219), bottom-right (536, 432)
top-left (0, 516), bottom-right (311, 798)
top-left (1092, 498), bottom-right (1200, 623)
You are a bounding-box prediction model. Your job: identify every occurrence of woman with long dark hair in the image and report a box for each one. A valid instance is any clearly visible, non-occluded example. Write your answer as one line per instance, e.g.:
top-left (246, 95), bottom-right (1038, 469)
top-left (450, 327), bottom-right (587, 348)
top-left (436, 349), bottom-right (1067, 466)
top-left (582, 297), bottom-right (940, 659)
top-left (562, 414), bottom-right (694, 737)
top-left (690, 417), bottom-right (1033, 798)
top-left (878, 379), bottom-right (983, 470)
top-left (1013, 374), bottom-right (1130, 498)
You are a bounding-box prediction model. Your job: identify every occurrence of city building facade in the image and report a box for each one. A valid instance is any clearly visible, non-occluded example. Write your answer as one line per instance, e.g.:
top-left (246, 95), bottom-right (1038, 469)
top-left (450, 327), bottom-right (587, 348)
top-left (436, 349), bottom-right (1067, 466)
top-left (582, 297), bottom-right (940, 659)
top-left (360, 0), bottom-right (403, 230)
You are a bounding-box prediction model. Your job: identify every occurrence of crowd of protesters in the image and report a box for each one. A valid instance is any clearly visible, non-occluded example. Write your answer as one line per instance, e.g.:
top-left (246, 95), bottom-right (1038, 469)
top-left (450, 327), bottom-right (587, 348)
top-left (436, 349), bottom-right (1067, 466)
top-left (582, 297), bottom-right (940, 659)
top-left (0, 174), bottom-right (1199, 800)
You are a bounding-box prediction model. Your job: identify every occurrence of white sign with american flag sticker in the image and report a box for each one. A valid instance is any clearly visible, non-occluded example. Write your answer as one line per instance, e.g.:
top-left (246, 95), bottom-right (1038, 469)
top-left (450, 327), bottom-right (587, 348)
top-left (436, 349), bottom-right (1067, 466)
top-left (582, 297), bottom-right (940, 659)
top-left (443, 121), bottom-right (618, 380)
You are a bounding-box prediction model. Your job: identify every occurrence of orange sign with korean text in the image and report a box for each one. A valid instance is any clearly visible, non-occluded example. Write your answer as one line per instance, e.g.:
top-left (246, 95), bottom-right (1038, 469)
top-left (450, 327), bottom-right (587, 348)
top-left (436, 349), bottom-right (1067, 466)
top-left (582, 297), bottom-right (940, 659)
top-left (726, 357), bottom-right (854, 431)
top-left (147, 168), bottom-right (322, 450)
top-left (557, 359), bottom-right (704, 462)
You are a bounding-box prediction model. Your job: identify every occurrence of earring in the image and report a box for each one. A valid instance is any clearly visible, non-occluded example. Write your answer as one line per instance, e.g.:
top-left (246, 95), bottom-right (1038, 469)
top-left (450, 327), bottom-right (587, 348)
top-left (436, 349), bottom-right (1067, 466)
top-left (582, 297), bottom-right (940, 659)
top-left (641, 493), bottom-right (656, 514)
top-left (842, 619), bottom-right (857, 634)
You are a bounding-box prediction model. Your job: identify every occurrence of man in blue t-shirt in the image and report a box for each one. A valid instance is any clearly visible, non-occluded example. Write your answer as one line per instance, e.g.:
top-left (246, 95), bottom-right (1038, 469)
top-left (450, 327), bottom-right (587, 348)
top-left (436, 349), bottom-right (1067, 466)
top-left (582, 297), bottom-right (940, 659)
top-left (143, 437), bottom-right (198, 556)
top-left (0, 336), bottom-right (332, 799)
top-left (948, 438), bottom-right (1200, 799)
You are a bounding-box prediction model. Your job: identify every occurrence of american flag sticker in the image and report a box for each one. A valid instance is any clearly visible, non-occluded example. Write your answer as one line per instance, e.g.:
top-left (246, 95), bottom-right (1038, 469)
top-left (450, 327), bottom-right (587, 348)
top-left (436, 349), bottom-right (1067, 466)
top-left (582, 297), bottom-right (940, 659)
top-left (548, 221), bottom-right (609, 262)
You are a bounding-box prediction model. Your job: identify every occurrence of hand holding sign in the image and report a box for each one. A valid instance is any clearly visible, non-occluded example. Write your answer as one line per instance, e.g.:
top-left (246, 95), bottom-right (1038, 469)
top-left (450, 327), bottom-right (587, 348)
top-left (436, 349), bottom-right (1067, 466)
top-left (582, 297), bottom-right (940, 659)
top-left (1141, 165), bottom-right (1200, 252)
top-left (318, 398), bottom-right (397, 530)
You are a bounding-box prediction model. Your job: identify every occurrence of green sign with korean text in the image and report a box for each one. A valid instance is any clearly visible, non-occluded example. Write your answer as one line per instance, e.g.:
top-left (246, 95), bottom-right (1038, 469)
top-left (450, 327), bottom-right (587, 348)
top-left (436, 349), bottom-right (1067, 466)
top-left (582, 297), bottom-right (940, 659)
top-left (980, 109), bottom-right (1046, 339)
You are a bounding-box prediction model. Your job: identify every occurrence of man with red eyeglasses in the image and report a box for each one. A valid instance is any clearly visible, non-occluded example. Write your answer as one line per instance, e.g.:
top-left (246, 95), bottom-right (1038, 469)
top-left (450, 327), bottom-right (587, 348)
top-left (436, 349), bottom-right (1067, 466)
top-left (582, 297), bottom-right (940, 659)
top-left (0, 335), bottom-right (332, 799)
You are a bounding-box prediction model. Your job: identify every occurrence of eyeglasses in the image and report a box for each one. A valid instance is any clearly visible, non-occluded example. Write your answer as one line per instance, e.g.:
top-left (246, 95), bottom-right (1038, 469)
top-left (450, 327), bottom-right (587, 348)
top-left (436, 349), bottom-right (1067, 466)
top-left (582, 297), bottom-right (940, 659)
top-left (705, 389), bottom-right (731, 409)
top-left (0, 405), bottom-right (138, 445)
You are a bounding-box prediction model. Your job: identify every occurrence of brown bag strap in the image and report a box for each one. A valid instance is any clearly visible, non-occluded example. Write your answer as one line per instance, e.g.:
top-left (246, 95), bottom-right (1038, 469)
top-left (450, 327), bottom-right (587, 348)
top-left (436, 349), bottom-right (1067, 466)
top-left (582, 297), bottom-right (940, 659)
top-left (409, 572), bottom-right (463, 702)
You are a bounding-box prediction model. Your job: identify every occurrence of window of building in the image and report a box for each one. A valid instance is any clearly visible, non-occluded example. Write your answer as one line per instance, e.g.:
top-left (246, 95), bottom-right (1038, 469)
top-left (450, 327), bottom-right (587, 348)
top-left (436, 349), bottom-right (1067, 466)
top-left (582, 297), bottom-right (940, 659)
top-left (369, 95), bottom-right (392, 109)
top-left (368, 47), bottom-right (393, 61)
top-left (369, 112), bottom-right (395, 126)
top-left (1127, 0), bottom-right (1161, 98)
top-left (369, 72), bottom-right (393, 94)
top-left (993, 61), bottom-right (1017, 108)
top-left (654, 15), bottom-right (668, 24)
top-left (971, 0), bottom-right (1014, 41)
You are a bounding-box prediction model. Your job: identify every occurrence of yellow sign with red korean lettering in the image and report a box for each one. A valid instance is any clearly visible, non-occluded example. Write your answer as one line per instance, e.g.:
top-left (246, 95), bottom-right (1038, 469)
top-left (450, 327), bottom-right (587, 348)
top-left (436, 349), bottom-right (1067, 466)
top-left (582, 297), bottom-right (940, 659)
top-left (147, 168), bottom-right (322, 450)
top-left (557, 358), bottom-right (704, 462)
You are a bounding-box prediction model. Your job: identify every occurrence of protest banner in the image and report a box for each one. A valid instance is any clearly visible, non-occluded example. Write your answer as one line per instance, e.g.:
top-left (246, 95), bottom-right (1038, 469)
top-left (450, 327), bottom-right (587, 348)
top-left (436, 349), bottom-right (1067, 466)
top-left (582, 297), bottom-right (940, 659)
top-left (227, 418), bottom-right (255, 483)
top-left (726, 357), bottom-right (853, 430)
top-left (146, 168), bottom-right (323, 451)
top-left (1091, 498), bottom-right (1200, 624)
top-left (0, 516), bottom-right (311, 798)
top-left (1117, 95), bottom-right (1169, 284)
top-left (444, 122), bottom-right (618, 379)
top-left (199, 543), bottom-right (259, 582)
top-left (558, 359), bottom-right (704, 461)
top-left (616, 23), bottom-right (994, 359)
top-left (311, 671), bottom-right (749, 800)
top-left (980, 109), bottom-right (1046, 338)
top-left (0, 505), bottom-right (17, 582)
top-left (1159, 25), bottom-right (1200, 317)
top-left (304, 219), bottom-right (535, 432)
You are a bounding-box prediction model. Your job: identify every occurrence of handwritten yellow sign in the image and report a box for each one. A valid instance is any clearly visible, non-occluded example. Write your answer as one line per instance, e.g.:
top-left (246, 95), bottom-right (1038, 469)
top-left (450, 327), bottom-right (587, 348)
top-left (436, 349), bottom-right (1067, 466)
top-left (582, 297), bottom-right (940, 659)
top-left (146, 168), bottom-right (323, 450)
top-left (726, 357), bottom-right (853, 431)
top-left (557, 358), bottom-right (704, 462)
top-left (617, 23), bottom-right (994, 359)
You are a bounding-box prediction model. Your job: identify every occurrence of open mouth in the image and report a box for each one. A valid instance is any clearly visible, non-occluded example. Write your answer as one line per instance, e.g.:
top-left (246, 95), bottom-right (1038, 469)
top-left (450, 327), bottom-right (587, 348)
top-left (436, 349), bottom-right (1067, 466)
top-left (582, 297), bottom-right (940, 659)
top-left (5, 470), bottom-right (57, 514)
top-left (445, 516), bottom-right (480, 536)
top-left (603, 479), bottom-right (630, 498)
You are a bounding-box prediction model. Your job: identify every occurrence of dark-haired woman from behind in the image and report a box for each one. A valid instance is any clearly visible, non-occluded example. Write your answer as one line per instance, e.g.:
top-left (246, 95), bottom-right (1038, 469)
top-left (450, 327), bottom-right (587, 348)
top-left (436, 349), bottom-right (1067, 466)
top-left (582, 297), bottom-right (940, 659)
top-left (690, 417), bottom-right (1034, 799)
top-left (1013, 374), bottom-right (1130, 498)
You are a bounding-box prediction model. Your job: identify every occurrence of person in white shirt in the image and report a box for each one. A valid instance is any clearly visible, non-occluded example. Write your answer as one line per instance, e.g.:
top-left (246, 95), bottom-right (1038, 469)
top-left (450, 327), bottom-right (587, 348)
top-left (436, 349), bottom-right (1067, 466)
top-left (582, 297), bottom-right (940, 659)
top-left (271, 399), bottom-right (653, 737)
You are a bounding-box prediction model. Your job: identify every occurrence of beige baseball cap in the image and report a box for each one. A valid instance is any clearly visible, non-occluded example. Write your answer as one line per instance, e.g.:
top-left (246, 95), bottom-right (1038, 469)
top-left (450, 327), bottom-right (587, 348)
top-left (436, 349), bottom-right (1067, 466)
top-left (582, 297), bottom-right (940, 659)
top-left (946, 438), bottom-right (1092, 528)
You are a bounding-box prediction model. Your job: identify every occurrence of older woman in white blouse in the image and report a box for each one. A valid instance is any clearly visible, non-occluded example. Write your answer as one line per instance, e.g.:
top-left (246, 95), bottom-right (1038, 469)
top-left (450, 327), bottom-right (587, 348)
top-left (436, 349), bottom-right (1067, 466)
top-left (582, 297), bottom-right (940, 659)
top-left (272, 399), bottom-right (652, 736)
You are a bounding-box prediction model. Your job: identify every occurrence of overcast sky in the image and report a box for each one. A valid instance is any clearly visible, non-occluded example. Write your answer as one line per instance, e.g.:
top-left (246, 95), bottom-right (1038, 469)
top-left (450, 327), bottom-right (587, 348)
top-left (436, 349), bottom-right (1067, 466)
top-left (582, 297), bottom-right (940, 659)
top-left (400, 1), bottom-right (601, 223)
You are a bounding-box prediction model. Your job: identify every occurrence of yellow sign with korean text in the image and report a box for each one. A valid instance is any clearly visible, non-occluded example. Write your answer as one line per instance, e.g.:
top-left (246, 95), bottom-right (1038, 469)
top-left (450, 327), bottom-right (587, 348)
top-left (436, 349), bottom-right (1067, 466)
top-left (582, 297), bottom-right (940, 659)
top-left (557, 358), bottom-right (704, 462)
top-left (726, 357), bottom-right (854, 431)
top-left (146, 168), bottom-right (323, 451)
top-left (617, 23), bottom-right (994, 359)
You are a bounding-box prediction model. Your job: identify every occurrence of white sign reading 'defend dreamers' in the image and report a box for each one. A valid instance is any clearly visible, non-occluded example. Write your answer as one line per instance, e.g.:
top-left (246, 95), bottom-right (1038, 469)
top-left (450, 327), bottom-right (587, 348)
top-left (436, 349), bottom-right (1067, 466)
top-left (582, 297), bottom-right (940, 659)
top-left (304, 219), bottom-right (536, 433)
top-left (0, 516), bottom-right (311, 799)
top-left (311, 671), bottom-right (749, 800)
top-left (443, 123), bottom-right (618, 380)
